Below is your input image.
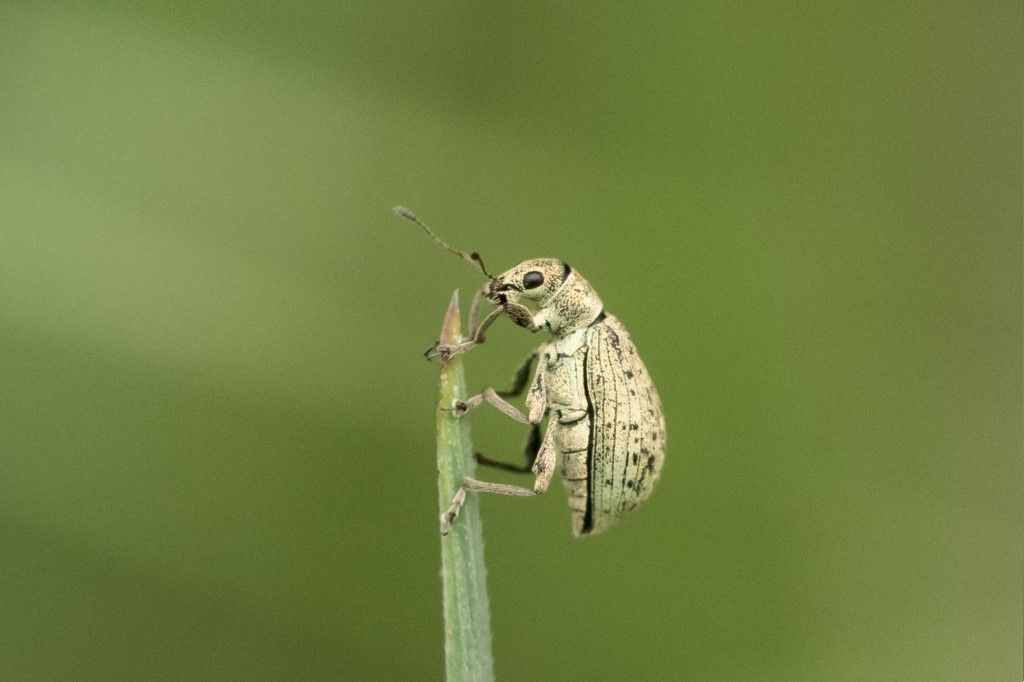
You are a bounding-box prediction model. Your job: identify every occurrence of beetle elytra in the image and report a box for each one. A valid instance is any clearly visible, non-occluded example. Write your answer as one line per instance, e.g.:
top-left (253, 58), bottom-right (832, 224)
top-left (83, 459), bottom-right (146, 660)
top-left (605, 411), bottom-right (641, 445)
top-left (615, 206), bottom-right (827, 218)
top-left (394, 207), bottom-right (665, 536)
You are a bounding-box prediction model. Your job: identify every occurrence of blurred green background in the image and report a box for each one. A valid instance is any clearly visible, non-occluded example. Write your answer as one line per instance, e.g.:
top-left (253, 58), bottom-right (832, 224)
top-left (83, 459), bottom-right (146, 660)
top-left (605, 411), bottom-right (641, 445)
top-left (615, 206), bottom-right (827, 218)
top-left (1, 3), bottom-right (1020, 680)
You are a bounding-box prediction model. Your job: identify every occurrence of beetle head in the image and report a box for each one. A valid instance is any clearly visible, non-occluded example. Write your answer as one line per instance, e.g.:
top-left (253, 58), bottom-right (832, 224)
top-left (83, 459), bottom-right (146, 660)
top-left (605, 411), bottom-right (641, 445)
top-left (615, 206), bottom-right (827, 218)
top-left (488, 258), bottom-right (570, 307)
top-left (489, 258), bottom-right (603, 336)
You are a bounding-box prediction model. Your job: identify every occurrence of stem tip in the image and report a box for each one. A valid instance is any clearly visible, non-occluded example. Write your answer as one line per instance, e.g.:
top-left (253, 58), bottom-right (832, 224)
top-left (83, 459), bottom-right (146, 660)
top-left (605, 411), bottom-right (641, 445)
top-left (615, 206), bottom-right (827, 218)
top-left (439, 289), bottom-right (461, 347)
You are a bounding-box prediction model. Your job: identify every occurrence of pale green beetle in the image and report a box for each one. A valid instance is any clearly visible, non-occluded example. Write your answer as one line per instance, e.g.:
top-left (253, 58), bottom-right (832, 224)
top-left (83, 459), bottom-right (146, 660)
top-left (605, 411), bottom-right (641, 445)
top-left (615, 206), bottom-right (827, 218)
top-left (395, 207), bottom-right (665, 536)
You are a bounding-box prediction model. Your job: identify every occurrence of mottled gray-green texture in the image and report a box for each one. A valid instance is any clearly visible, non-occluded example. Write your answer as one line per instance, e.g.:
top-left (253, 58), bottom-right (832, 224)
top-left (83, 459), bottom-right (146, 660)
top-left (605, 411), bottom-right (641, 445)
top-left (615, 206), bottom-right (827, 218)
top-left (0, 3), bottom-right (1019, 680)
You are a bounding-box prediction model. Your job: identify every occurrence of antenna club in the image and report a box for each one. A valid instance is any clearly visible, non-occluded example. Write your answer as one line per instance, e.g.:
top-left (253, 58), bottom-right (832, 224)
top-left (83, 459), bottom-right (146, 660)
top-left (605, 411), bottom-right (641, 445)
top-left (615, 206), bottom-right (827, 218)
top-left (393, 206), bottom-right (416, 220)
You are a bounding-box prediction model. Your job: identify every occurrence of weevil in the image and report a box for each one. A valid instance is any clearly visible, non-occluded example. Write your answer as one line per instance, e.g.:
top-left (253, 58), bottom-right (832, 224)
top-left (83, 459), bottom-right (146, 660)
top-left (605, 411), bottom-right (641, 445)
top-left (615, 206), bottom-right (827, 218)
top-left (394, 206), bottom-right (665, 536)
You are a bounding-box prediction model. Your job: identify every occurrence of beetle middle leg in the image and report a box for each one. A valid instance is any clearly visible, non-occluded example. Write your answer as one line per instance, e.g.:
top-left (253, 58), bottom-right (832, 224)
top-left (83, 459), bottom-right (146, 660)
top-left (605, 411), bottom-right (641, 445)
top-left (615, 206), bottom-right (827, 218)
top-left (494, 352), bottom-right (538, 398)
top-left (459, 351), bottom-right (543, 471)
top-left (451, 350), bottom-right (541, 422)
top-left (453, 388), bottom-right (532, 424)
top-left (474, 422), bottom-right (542, 474)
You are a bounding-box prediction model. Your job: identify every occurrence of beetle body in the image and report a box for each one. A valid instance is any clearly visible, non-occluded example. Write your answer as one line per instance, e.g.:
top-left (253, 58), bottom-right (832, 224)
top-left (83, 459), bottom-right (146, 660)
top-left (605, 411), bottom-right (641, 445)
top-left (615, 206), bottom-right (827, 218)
top-left (392, 207), bottom-right (664, 535)
top-left (497, 259), bottom-right (666, 535)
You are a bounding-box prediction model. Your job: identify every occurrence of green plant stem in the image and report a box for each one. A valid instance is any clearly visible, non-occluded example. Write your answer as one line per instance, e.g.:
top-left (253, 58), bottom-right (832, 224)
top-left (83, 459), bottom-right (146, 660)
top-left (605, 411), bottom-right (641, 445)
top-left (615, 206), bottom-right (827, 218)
top-left (436, 290), bottom-right (494, 682)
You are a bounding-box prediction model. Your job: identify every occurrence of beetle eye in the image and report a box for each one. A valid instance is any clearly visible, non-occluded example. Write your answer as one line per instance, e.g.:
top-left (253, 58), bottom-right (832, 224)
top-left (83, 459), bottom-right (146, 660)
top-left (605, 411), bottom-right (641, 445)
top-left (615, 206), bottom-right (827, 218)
top-left (522, 271), bottom-right (545, 289)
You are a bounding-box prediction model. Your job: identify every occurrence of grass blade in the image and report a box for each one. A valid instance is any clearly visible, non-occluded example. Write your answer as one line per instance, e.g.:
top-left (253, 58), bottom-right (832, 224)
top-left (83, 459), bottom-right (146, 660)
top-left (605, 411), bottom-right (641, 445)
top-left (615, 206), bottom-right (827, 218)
top-left (436, 290), bottom-right (495, 682)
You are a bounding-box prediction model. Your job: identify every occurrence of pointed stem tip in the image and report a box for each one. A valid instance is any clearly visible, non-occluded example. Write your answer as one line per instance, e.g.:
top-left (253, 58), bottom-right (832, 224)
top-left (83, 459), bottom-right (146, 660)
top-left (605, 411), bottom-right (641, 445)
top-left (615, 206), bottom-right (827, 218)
top-left (438, 289), bottom-right (461, 348)
top-left (434, 289), bottom-right (494, 680)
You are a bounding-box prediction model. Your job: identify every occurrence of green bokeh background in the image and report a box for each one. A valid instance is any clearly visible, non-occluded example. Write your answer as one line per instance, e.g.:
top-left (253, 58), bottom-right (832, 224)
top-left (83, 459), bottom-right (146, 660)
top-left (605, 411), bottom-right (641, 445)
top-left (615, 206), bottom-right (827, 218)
top-left (1, 4), bottom-right (1020, 679)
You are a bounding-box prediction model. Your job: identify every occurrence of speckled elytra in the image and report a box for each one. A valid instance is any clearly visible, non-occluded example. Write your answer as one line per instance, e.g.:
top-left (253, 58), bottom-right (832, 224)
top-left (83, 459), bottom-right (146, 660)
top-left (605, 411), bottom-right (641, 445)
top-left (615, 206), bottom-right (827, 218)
top-left (394, 207), bottom-right (665, 536)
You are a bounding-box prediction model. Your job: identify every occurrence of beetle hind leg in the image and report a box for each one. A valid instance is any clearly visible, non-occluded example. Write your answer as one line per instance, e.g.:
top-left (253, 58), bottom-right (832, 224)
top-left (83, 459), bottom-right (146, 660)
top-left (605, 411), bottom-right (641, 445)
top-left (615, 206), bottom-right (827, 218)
top-left (440, 442), bottom-right (555, 535)
top-left (440, 479), bottom-right (538, 535)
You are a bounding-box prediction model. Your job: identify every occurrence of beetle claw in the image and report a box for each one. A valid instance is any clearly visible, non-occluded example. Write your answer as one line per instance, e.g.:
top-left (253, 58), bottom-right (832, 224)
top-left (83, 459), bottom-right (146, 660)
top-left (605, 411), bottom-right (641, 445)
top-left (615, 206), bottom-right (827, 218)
top-left (439, 509), bottom-right (457, 535)
top-left (425, 342), bottom-right (454, 358)
top-left (425, 343), bottom-right (463, 360)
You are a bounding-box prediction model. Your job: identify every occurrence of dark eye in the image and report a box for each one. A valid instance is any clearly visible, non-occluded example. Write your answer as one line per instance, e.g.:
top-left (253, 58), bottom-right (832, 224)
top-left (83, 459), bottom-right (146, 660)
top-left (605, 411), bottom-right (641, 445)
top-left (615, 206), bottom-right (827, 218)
top-left (522, 271), bottom-right (544, 289)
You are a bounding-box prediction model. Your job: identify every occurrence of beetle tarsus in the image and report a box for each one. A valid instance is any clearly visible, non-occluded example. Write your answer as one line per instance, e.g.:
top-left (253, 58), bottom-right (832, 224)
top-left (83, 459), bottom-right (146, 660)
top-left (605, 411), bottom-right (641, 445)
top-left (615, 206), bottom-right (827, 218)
top-left (425, 342), bottom-right (461, 361)
top-left (440, 487), bottom-right (467, 534)
top-left (424, 343), bottom-right (456, 361)
top-left (427, 341), bottom-right (479, 362)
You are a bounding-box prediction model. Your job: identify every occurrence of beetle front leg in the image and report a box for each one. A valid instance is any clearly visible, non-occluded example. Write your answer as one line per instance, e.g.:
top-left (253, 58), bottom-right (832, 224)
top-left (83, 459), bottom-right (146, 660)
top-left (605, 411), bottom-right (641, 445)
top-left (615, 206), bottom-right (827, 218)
top-left (425, 294), bottom-right (540, 361)
top-left (466, 282), bottom-right (489, 333)
top-left (502, 301), bottom-right (542, 332)
top-left (425, 305), bottom-right (503, 361)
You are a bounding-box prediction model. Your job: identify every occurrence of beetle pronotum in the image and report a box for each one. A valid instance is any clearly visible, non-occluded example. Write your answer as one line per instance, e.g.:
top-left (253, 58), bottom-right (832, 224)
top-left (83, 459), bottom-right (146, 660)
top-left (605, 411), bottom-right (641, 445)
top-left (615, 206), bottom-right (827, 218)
top-left (395, 207), bottom-right (665, 536)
